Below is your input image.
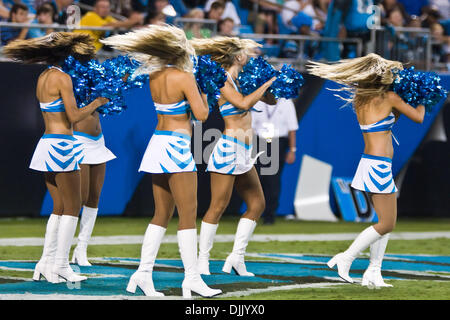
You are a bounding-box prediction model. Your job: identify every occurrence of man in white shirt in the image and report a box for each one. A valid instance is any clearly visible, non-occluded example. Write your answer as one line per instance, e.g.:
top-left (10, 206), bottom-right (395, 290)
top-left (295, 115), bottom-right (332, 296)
top-left (252, 98), bottom-right (299, 224)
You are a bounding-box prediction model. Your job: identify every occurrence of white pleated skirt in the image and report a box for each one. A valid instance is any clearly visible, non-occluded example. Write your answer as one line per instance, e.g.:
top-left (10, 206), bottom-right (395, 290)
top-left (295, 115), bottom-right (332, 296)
top-left (351, 153), bottom-right (398, 194)
top-left (73, 131), bottom-right (116, 165)
top-left (206, 134), bottom-right (262, 175)
top-left (139, 130), bottom-right (197, 174)
top-left (29, 134), bottom-right (81, 172)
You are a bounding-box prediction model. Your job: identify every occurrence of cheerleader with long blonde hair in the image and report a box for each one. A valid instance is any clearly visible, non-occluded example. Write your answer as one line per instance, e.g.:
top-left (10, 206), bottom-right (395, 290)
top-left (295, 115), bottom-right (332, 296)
top-left (3, 33), bottom-right (109, 283)
top-left (101, 25), bottom-right (222, 298)
top-left (190, 36), bottom-right (276, 277)
top-left (307, 53), bottom-right (426, 287)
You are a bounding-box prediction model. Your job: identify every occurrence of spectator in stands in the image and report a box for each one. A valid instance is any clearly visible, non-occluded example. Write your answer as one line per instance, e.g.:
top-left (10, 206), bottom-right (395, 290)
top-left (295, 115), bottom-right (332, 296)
top-left (240, 0), bottom-right (280, 37)
top-left (0, 0), bottom-right (10, 20)
top-left (421, 5), bottom-right (442, 28)
top-left (169, 0), bottom-right (188, 18)
top-left (75, 0), bottom-right (122, 51)
top-left (28, 3), bottom-right (55, 38)
top-left (3, 0), bottom-right (37, 14)
top-left (407, 15), bottom-right (422, 28)
top-left (281, 0), bottom-right (313, 35)
top-left (319, 0), bottom-right (375, 61)
top-left (146, 0), bottom-right (171, 24)
top-left (1, 3), bottom-right (29, 45)
top-left (387, 8), bottom-right (405, 27)
top-left (218, 16), bottom-right (235, 35)
top-left (184, 8), bottom-right (211, 39)
top-left (310, 0), bottom-right (330, 31)
top-left (379, 0), bottom-right (410, 26)
top-left (77, 0), bottom-right (147, 28)
top-left (205, 0), bottom-right (225, 21)
top-left (49, 0), bottom-right (73, 24)
top-left (429, 0), bottom-right (449, 20)
top-left (429, 15), bottom-right (448, 65)
top-left (204, 0), bottom-right (240, 25)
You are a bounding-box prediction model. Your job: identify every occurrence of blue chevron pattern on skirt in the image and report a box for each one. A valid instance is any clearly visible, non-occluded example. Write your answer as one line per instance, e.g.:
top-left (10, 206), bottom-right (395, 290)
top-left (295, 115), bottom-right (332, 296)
top-left (29, 134), bottom-right (81, 172)
top-left (206, 134), bottom-right (262, 175)
top-left (139, 130), bottom-right (196, 174)
top-left (351, 153), bottom-right (398, 194)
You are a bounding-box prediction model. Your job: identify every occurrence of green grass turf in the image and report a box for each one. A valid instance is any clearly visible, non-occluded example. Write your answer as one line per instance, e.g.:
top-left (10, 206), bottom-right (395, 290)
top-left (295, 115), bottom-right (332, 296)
top-left (220, 280), bottom-right (450, 300)
top-left (1, 216), bottom-right (450, 238)
top-left (1, 238), bottom-right (449, 262)
top-left (1, 216), bottom-right (449, 300)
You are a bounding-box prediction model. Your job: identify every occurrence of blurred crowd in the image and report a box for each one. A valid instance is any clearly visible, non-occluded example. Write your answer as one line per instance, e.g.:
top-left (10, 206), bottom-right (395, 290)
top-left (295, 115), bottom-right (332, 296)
top-left (0, 0), bottom-right (449, 68)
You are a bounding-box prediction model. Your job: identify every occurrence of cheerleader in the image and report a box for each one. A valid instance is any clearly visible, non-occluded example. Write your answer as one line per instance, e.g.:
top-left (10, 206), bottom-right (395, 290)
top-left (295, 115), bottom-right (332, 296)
top-left (70, 114), bottom-right (116, 266)
top-left (307, 53), bottom-right (425, 287)
top-left (3, 33), bottom-right (109, 283)
top-left (101, 25), bottom-right (222, 298)
top-left (190, 37), bottom-right (276, 276)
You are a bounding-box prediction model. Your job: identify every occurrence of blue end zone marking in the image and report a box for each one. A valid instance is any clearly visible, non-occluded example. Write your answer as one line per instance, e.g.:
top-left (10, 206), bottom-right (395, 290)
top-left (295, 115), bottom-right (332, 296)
top-left (1, 254), bottom-right (449, 296)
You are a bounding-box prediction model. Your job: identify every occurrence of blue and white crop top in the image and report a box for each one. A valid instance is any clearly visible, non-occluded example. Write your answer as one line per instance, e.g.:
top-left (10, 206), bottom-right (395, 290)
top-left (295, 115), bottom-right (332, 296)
top-left (39, 66), bottom-right (65, 112)
top-left (359, 112), bottom-right (395, 133)
top-left (359, 112), bottom-right (399, 145)
top-left (219, 72), bottom-right (247, 117)
top-left (154, 100), bottom-right (191, 115)
top-left (153, 65), bottom-right (191, 116)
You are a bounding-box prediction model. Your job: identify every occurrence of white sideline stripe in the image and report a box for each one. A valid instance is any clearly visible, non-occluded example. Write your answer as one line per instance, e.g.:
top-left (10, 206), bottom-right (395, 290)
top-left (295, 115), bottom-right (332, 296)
top-left (0, 231), bottom-right (449, 247)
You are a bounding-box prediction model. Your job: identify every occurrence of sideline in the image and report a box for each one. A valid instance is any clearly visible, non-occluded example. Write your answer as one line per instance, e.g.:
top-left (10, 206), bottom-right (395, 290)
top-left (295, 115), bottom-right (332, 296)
top-left (1, 231), bottom-right (450, 246)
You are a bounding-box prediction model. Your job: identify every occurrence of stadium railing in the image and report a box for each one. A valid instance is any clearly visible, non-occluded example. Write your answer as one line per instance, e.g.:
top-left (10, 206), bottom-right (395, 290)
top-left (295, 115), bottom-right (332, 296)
top-left (368, 26), bottom-right (446, 72)
top-left (0, 22), bottom-right (446, 72)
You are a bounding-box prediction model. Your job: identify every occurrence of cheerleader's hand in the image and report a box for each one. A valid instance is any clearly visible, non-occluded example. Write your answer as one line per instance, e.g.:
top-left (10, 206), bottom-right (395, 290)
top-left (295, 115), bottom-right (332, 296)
top-left (261, 76), bottom-right (277, 92)
top-left (95, 97), bottom-right (110, 108)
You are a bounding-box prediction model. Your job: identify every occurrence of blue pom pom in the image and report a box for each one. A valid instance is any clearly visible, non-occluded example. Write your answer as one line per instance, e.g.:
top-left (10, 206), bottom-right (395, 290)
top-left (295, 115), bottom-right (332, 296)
top-left (391, 67), bottom-right (448, 113)
top-left (193, 55), bottom-right (227, 109)
top-left (270, 64), bottom-right (304, 99)
top-left (237, 57), bottom-right (304, 99)
top-left (62, 55), bottom-right (147, 116)
top-left (238, 57), bottom-right (277, 96)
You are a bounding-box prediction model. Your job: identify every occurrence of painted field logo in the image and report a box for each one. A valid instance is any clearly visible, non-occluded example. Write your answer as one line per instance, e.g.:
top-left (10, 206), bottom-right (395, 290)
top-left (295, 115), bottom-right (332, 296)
top-left (0, 254), bottom-right (449, 298)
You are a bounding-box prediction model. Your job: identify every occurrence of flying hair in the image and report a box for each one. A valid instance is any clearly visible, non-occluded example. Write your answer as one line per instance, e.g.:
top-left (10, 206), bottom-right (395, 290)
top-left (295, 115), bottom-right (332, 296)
top-left (3, 32), bottom-right (96, 64)
top-left (306, 53), bottom-right (404, 108)
top-left (101, 24), bottom-right (195, 75)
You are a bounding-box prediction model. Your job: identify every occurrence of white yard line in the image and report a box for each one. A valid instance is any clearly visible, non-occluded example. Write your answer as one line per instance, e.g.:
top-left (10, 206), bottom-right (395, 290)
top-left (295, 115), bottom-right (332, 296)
top-left (0, 231), bottom-right (449, 247)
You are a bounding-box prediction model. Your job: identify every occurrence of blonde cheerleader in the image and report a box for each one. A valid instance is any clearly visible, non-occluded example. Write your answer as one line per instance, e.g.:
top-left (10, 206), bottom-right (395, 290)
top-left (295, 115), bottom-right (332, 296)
top-left (307, 53), bottom-right (426, 287)
top-left (101, 25), bottom-right (222, 298)
top-left (190, 36), bottom-right (276, 277)
top-left (3, 32), bottom-right (109, 283)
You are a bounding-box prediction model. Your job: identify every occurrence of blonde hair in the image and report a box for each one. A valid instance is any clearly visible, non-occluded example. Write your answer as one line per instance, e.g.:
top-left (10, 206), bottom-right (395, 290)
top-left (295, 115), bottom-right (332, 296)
top-left (101, 24), bottom-right (195, 75)
top-left (3, 32), bottom-right (95, 64)
top-left (307, 53), bottom-right (403, 107)
top-left (190, 36), bottom-right (262, 69)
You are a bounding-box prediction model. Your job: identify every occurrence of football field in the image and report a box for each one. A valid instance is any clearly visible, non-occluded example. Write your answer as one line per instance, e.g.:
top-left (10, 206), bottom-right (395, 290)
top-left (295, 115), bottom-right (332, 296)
top-left (1, 216), bottom-right (449, 300)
